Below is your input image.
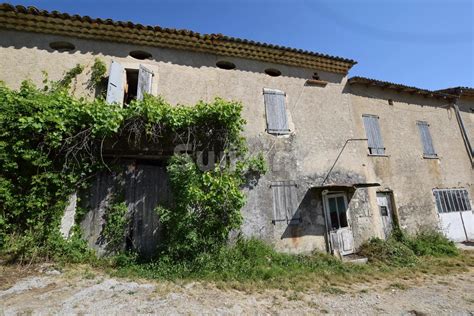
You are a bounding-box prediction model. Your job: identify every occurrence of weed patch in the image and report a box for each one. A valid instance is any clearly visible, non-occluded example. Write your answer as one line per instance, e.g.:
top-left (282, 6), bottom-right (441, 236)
top-left (359, 237), bottom-right (418, 267)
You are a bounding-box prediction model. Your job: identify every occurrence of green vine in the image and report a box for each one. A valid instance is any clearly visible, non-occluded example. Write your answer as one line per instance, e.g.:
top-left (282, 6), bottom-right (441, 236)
top-left (90, 58), bottom-right (107, 87)
top-left (0, 64), bottom-right (266, 262)
top-left (103, 200), bottom-right (129, 253)
top-left (59, 63), bottom-right (84, 89)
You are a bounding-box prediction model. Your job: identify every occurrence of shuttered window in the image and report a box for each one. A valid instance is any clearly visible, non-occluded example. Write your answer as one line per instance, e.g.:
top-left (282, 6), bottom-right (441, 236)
top-left (271, 181), bottom-right (300, 224)
top-left (363, 114), bottom-right (385, 155)
top-left (137, 65), bottom-right (153, 100)
top-left (106, 60), bottom-right (125, 105)
top-left (417, 121), bottom-right (437, 158)
top-left (433, 189), bottom-right (472, 213)
top-left (263, 88), bottom-right (290, 135)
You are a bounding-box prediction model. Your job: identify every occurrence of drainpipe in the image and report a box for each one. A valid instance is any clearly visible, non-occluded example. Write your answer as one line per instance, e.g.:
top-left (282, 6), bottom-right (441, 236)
top-left (453, 101), bottom-right (473, 166)
top-left (452, 99), bottom-right (472, 241)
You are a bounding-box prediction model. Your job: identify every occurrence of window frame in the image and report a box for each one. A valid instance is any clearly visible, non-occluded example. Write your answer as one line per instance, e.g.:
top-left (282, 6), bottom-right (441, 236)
top-left (433, 188), bottom-right (472, 213)
top-left (106, 60), bottom-right (155, 106)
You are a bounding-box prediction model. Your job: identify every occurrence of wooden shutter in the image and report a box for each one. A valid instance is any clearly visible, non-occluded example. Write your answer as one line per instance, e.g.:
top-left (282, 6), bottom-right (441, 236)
top-left (263, 88), bottom-right (290, 134)
top-left (137, 65), bottom-right (153, 100)
top-left (271, 181), bottom-right (299, 224)
top-left (363, 115), bottom-right (385, 155)
top-left (106, 60), bottom-right (125, 105)
top-left (417, 121), bottom-right (436, 157)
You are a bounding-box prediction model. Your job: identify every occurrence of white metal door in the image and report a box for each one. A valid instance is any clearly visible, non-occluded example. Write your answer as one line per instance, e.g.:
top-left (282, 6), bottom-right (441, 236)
top-left (324, 193), bottom-right (354, 256)
top-left (439, 211), bottom-right (474, 242)
top-left (377, 192), bottom-right (393, 239)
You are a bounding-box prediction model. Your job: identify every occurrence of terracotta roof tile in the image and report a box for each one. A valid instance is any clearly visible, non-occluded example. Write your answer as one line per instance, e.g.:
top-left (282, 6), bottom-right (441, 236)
top-left (348, 76), bottom-right (456, 100)
top-left (0, 3), bottom-right (356, 74)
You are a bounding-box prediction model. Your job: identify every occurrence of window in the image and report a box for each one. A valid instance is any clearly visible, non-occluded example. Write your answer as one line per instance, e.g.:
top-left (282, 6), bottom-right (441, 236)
top-left (433, 189), bottom-right (472, 213)
top-left (129, 50), bottom-right (152, 60)
top-left (106, 61), bottom-right (153, 106)
top-left (264, 68), bottom-right (281, 77)
top-left (124, 69), bottom-right (139, 104)
top-left (417, 121), bottom-right (437, 158)
top-left (264, 88), bottom-right (290, 135)
top-left (216, 60), bottom-right (236, 70)
top-left (49, 41), bottom-right (75, 52)
top-left (362, 114), bottom-right (385, 155)
top-left (270, 181), bottom-right (300, 224)
top-left (325, 194), bottom-right (348, 230)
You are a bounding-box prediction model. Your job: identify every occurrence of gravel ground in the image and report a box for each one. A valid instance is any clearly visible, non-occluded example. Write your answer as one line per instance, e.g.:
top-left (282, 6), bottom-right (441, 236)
top-left (1, 265), bottom-right (473, 315)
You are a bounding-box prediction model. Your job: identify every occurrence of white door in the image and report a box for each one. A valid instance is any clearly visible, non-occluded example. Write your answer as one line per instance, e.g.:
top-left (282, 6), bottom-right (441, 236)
top-left (324, 193), bottom-right (354, 256)
top-left (377, 192), bottom-right (394, 239)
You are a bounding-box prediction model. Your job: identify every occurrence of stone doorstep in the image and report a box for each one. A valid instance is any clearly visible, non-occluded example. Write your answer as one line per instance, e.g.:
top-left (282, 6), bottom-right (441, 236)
top-left (342, 254), bottom-right (368, 264)
top-left (456, 242), bottom-right (474, 251)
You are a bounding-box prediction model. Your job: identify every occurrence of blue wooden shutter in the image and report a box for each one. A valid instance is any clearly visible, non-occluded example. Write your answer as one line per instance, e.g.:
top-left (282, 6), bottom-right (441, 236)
top-left (417, 121), bottom-right (436, 157)
top-left (271, 181), bottom-right (299, 224)
top-left (263, 88), bottom-right (289, 134)
top-left (106, 60), bottom-right (125, 105)
top-left (363, 115), bottom-right (385, 155)
top-left (137, 65), bottom-right (153, 100)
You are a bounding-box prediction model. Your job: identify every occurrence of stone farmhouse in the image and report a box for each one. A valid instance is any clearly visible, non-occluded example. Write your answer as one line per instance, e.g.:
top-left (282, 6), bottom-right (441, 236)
top-left (0, 4), bottom-right (472, 257)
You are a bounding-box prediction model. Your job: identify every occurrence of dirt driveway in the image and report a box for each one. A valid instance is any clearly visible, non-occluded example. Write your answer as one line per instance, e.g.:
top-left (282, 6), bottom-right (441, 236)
top-left (1, 264), bottom-right (474, 315)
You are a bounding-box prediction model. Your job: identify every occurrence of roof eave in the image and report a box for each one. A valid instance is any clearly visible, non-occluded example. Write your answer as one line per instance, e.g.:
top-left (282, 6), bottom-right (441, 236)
top-left (348, 76), bottom-right (457, 101)
top-left (0, 3), bottom-right (357, 74)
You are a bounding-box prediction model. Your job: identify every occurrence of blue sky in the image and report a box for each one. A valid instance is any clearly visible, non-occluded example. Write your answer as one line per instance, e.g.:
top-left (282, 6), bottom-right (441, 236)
top-left (9, 0), bottom-right (474, 90)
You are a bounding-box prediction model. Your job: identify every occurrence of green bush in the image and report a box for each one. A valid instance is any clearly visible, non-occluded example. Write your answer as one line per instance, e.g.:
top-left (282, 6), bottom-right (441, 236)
top-left (405, 230), bottom-right (459, 257)
top-left (359, 228), bottom-right (459, 267)
top-left (359, 237), bottom-right (418, 267)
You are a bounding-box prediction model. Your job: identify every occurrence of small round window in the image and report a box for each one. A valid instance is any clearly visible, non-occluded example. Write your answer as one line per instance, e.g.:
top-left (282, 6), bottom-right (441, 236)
top-left (264, 68), bottom-right (281, 77)
top-left (216, 60), bottom-right (236, 70)
top-left (129, 50), bottom-right (152, 60)
top-left (49, 41), bottom-right (75, 52)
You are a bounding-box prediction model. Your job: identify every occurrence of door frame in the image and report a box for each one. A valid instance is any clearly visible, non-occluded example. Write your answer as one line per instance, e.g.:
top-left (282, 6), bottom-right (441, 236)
top-left (376, 191), bottom-right (395, 239)
top-left (322, 191), bottom-right (351, 255)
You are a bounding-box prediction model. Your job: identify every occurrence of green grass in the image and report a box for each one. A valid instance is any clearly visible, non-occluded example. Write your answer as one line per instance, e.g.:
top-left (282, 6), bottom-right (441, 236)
top-left (2, 231), bottom-right (472, 292)
top-left (105, 237), bottom-right (473, 291)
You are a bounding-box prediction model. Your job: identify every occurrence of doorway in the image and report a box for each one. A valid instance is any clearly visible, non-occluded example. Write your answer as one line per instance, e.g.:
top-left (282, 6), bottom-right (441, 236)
top-left (376, 192), bottom-right (394, 239)
top-left (323, 193), bottom-right (354, 255)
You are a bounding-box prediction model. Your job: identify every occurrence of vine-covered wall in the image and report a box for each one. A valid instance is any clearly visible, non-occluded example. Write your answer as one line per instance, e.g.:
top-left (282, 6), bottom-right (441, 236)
top-left (0, 66), bottom-right (266, 261)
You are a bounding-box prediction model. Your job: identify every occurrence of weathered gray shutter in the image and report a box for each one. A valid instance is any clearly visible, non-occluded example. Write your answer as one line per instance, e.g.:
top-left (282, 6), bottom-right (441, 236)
top-left (137, 65), bottom-right (153, 100)
top-left (417, 121), bottom-right (436, 157)
top-left (106, 60), bottom-right (125, 105)
top-left (271, 181), bottom-right (299, 224)
top-left (363, 115), bottom-right (385, 155)
top-left (263, 88), bottom-right (290, 134)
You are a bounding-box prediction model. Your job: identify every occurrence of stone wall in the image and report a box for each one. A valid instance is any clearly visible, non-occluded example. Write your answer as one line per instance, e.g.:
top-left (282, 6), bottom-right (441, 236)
top-left (1, 29), bottom-right (472, 254)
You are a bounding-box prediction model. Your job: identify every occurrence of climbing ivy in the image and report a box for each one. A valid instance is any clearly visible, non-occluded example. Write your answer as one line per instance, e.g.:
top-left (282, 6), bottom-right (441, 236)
top-left (0, 64), bottom-right (266, 262)
top-left (90, 58), bottom-right (107, 88)
top-left (103, 201), bottom-right (129, 253)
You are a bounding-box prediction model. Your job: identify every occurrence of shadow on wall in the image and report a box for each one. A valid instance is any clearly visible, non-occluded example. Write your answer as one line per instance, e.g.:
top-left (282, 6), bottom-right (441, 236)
top-left (280, 187), bottom-right (359, 253)
top-left (1, 30), bottom-right (345, 83)
top-left (280, 188), bottom-right (328, 251)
